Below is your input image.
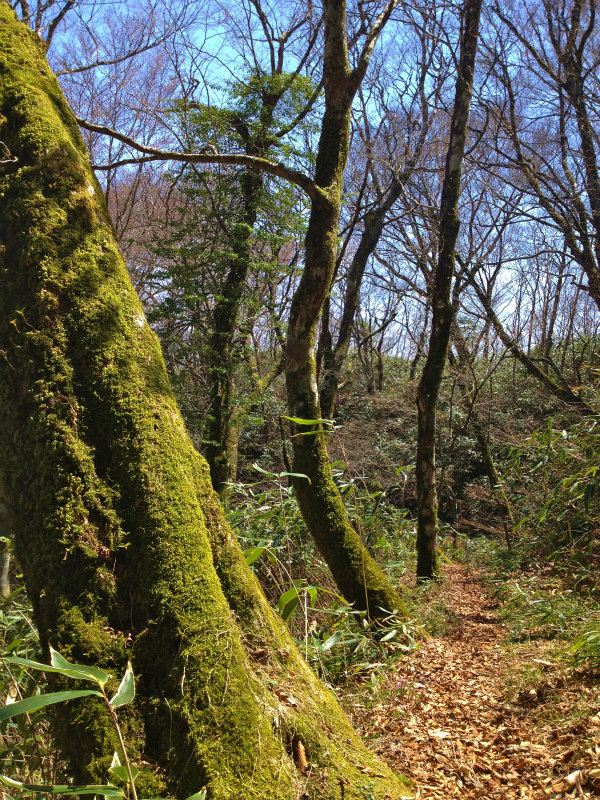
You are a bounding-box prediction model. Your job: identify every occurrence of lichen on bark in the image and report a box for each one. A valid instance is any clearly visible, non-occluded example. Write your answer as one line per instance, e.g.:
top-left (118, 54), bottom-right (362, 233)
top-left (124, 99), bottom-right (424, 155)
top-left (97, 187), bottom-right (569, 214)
top-left (0, 5), bottom-right (410, 799)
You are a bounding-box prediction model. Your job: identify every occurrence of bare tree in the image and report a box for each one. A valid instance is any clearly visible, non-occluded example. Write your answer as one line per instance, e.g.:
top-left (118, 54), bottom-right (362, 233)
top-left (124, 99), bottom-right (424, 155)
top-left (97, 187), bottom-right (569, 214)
top-left (415, 0), bottom-right (482, 580)
top-left (318, 1), bottom-right (448, 419)
top-left (488, 0), bottom-right (600, 312)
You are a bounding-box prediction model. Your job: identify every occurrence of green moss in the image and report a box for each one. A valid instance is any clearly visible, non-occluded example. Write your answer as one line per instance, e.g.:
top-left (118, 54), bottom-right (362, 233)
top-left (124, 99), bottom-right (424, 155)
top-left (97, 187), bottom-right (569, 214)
top-left (291, 427), bottom-right (408, 618)
top-left (132, 767), bottom-right (169, 799)
top-left (0, 6), bottom-right (411, 799)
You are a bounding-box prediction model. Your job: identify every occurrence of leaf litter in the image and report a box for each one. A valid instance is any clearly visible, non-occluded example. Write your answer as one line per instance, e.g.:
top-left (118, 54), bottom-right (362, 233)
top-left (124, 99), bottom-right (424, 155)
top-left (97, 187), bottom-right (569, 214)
top-left (339, 565), bottom-right (600, 799)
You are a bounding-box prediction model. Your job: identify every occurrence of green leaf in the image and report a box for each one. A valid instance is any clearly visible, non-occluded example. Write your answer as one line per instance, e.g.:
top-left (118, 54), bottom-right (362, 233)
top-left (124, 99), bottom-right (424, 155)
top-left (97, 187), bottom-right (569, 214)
top-left (0, 689), bottom-right (102, 722)
top-left (185, 790), bottom-right (207, 800)
top-left (277, 586), bottom-right (298, 612)
top-left (395, 464), bottom-right (413, 475)
top-left (5, 651), bottom-right (110, 686)
top-left (277, 584), bottom-right (304, 622)
top-left (0, 776), bottom-right (123, 797)
top-left (243, 546), bottom-right (266, 566)
top-left (280, 597), bottom-right (299, 622)
top-left (320, 630), bottom-right (343, 652)
top-left (108, 765), bottom-right (131, 783)
top-left (109, 662), bottom-right (135, 708)
top-left (291, 430), bottom-right (331, 438)
top-left (109, 752), bottom-right (139, 784)
top-left (251, 463), bottom-right (277, 477)
top-left (379, 629), bottom-right (398, 642)
top-left (51, 647), bottom-right (111, 685)
top-left (583, 480), bottom-right (597, 512)
top-left (282, 416), bottom-right (333, 426)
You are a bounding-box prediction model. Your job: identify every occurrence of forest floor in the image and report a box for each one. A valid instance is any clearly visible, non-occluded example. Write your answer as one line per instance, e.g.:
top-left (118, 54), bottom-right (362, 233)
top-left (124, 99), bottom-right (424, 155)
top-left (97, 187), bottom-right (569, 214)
top-left (340, 564), bottom-right (600, 799)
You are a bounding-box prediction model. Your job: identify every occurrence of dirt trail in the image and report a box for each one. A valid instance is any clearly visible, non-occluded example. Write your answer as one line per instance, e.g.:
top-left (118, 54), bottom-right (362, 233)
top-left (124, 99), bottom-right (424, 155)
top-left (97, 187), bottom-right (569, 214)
top-left (342, 565), bottom-right (600, 799)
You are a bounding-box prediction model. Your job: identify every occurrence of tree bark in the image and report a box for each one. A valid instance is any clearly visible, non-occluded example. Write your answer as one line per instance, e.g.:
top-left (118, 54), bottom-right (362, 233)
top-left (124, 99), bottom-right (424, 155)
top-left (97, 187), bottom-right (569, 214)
top-left (0, 8), bottom-right (409, 799)
top-left (319, 206), bottom-right (397, 420)
top-left (285, 0), bottom-right (406, 618)
top-left (415, 0), bottom-right (482, 581)
top-left (204, 169), bottom-right (262, 495)
top-left (318, 46), bottom-right (434, 421)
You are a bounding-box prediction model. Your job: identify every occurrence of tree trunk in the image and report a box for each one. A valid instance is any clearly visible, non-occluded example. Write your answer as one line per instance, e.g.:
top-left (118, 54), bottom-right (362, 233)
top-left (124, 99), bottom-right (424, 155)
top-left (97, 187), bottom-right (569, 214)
top-left (285, 0), bottom-right (406, 618)
top-left (318, 140), bottom-right (431, 418)
top-left (415, 0), bottom-right (482, 581)
top-left (319, 208), bottom-right (392, 420)
top-left (409, 312), bottom-right (429, 381)
top-left (204, 171), bottom-right (262, 495)
top-left (0, 9), bottom-right (409, 799)
top-left (448, 326), bottom-right (515, 529)
top-left (375, 337), bottom-right (385, 392)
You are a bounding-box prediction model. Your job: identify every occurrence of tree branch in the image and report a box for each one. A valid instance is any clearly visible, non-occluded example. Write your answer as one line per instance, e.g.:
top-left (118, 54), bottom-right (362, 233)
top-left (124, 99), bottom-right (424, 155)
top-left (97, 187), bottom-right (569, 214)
top-left (55, 33), bottom-right (174, 77)
top-left (76, 117), bottom-right (318, 199)
top-left (351, 0), bottom-right (400, 91)
top-left (45, 0), bottom-right (75, 45)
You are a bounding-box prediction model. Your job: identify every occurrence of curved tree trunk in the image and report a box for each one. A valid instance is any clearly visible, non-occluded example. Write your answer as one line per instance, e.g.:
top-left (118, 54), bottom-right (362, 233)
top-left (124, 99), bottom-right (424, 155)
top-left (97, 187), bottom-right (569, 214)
top-left (285, 0), bottom-right (405, 618)
top-left (318, 9), bottom-right (438, 422)
top-left (0, 8), bottom-right (409, 799)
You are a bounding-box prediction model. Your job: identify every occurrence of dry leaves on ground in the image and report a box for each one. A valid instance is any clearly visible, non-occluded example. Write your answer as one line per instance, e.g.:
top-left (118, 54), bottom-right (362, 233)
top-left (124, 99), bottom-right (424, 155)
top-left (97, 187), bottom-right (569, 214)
top-left (341, 565), bottom-right (600, 799)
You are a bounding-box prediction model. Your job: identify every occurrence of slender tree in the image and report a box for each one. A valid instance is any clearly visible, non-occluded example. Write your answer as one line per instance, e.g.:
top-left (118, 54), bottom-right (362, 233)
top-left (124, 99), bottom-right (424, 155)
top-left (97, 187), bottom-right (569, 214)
top-left (318, 5), bottom-right (444, 419)
top-left (415, 0), bottom-right (482, 580)
top-left (185, 72), bottom-right (316, 494)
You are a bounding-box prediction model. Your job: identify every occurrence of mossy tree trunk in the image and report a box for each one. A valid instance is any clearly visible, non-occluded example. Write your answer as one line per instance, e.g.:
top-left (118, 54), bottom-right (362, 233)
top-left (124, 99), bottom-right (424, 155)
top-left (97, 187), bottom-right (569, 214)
top-left (319, 50), bottom-right (434, 422)
top-left (0, 7), bottom-right (410, 799)
top-left (204, 167), bottom-right (262, 495)
top-left (415, 0), bottom-right (482, 581)
top-left (204, 79), bottom-right (297, 496)
top-left (200, 80), bottom-right (289, 495)
top-left (285, 0), bottom-right (406, 618)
